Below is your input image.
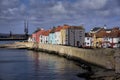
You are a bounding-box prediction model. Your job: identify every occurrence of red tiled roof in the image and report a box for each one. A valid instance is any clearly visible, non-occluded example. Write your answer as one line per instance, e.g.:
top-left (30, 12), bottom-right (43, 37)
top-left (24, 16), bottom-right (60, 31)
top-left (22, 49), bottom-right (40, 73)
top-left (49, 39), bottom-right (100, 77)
top-left (55, 26), bottom-right (63, 32)
top-left (43, 30), bottom-right (51, 36)
top-left (62, 25), bottom-right (70, 29)
top-left (95, 28), bottom-right (120, 38)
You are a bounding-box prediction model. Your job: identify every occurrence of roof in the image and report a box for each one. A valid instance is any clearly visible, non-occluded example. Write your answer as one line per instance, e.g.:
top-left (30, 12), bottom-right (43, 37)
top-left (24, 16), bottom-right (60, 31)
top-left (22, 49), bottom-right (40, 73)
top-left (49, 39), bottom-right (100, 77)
top-left (105, 29), bottom-right (112, 31)
top-left (62, 25), bottom-right (70, 29)
top-left (90, 27), bottom-right (103, 33)
top-left (43, 30), bottom-right (51, 36)
top-left (50, 27), bottom-right (56, 33)
top-left (33, 28), bottom-right (44, 33)
top-left (55, 26), bottom-right (63, 32)
top-left (94, 28), bottom-right (120, 38)
top-left (85, 33), bottom-right (92, 37)
top-left (69, 26), bottom-right (84, 30)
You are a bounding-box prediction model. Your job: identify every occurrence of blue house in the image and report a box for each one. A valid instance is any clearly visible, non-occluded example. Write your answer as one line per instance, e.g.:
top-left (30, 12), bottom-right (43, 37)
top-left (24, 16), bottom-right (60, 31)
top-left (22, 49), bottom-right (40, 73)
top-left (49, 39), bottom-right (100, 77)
top-left (48, 27), bottom-right (56, 44)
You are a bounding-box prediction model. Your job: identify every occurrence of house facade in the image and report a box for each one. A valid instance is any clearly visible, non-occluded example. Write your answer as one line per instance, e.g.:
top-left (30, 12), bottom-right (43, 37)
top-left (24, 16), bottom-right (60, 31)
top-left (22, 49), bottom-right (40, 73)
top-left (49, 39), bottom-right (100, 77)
top-left (91, 27), bottom-right (120, 48)
top-left (39, 30), bottom-right (50, 44)
top-left (31, 28), bottom-right (45, 43)
top-left (54, 26), bottom-right (63, 44)
top-left (90, 27), bottom-right (105, 48)
top-left (84, 33), bottom-right (92, 48)
top-left (48, 27), bottom-right (56, 44)
top-left (60, 25), bottom-right (85, 47)
top-left (102, 27), bottom-right (120, 48)
top-left (60, 25), bottom-right (70, 45)
top-left (32, 33), bottom-right (36, 42)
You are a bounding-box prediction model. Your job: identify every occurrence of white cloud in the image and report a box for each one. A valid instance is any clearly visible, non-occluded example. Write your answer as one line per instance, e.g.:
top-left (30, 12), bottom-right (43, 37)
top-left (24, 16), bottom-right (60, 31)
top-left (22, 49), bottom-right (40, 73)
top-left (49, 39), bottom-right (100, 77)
top-left (51, 1), bottom-right (66, 14)
top-left (114, 8), bottom-right (120, 15)
top-left (75, 0), bottom-right (108, 10)
top-left (20, 4), bottom-right (26, 12)
top-left (96, 10), bottom-right (110, 16)
top-left (8, 8), bottom-right (18, 14)
top-left (0, 0), bottom-right (120, 33)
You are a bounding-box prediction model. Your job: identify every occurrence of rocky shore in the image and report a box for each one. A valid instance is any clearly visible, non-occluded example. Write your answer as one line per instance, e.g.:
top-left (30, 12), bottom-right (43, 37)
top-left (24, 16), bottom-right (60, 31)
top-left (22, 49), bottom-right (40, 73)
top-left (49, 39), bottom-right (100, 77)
top-left (0, 42), bottom-right (120, 80)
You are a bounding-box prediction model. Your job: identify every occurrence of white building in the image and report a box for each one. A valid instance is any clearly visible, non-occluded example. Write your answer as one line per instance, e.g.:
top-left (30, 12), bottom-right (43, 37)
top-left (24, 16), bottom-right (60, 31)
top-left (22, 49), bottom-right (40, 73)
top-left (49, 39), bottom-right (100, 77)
top-left (84, 33), bottom-right (92, 48)
top-left (28, 36), bottom-right (33, 42)
top-left (54, 26), bottom-right (63, 44)
top-left (39, 30), bottom-right (50, 44)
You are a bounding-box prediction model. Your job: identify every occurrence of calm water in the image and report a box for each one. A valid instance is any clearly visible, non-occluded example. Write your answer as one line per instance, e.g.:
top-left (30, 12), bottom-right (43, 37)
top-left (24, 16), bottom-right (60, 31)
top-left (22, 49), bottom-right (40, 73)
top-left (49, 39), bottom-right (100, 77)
top-left (0, 48), bottom-right (86, 80)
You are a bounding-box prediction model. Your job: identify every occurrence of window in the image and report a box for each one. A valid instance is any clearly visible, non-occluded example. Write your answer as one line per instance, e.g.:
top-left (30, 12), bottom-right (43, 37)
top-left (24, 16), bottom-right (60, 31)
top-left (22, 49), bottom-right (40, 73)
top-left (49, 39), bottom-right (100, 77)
top-left (87, 37), bottom-right (89, 40)
top-left (41, 36), bottom-right (42, 38)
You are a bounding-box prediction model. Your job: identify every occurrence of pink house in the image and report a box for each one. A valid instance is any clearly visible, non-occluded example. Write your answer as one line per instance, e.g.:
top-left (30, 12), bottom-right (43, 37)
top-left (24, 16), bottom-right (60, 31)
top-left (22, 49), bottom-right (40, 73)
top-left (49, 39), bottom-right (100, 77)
top-left (32, 28), bottom-right (45, 43)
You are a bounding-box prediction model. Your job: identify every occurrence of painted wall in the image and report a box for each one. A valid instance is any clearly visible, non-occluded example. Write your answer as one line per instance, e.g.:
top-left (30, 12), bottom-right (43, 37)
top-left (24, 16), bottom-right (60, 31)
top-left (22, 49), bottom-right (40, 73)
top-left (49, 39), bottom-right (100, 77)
top-left (48, 33), bottom-right (55, 44)
top-left (54, 31), bottom-right (62, 44)
top-left (85, 37), bottom-right (92, 47)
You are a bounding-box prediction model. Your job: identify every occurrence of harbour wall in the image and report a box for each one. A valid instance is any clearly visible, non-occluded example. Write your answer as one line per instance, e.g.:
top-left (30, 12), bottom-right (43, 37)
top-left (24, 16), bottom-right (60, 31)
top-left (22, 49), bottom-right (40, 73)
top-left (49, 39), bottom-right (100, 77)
top-left (17, 42), bottom-right (117, 69)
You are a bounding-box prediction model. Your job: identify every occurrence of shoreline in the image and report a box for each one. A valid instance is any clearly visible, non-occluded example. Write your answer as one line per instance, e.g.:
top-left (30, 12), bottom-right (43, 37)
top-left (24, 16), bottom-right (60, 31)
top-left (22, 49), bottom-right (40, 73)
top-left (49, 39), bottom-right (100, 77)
top-left (0, 42), bottom-right (120, 80)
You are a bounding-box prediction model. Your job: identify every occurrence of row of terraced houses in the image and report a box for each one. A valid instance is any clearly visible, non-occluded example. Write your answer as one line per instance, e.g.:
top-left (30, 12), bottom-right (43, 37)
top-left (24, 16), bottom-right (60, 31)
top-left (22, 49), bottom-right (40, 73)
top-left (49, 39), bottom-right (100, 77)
top-left (28, 24), bottom-right (120, 48)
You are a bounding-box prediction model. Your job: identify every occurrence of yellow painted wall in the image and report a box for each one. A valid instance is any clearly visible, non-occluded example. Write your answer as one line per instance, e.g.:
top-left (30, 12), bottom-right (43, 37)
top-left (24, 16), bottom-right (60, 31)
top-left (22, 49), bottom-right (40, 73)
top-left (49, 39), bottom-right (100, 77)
top-left (92, 34), bottom-right (103, 48)
top-left (60, 29), bottom-right (66, 45)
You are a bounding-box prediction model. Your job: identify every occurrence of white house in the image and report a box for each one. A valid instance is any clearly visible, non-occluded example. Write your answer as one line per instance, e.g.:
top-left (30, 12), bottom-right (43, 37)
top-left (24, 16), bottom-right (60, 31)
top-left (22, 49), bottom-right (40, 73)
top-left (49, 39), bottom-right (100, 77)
top-left (39, 30), bottom-right (50, 44)
top-left (84, 33), bottom-right (92, 48)
top-left (54, 26), bottom-right (63, 45)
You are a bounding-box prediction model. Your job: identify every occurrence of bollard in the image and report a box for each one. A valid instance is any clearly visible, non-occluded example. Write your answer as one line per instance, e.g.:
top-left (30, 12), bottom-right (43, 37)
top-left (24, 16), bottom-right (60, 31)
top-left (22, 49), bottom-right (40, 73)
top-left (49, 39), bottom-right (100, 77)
top-left (114, 51), bottom-right (120, 74)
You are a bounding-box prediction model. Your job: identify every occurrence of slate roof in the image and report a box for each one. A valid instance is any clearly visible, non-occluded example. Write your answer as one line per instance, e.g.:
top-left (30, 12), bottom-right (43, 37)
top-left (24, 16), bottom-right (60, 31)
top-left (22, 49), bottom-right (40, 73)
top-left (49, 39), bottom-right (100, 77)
top-left (91, 27), bottom-right (102, 32)
top-left (85, 33), bottom-right (92, 37)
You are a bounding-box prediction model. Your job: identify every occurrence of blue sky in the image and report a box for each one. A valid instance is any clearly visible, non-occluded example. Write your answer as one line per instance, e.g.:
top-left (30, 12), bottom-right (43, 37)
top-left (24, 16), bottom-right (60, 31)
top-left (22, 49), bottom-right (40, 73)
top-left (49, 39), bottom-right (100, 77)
top-left (0, 0), bottom-right (120, 34)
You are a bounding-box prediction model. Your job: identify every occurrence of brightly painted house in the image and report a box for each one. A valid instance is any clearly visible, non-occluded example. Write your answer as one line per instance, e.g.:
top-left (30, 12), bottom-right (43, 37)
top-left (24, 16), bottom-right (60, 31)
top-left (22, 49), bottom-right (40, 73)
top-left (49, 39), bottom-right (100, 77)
top-left (32, 33), bottom-right (37, 42)
top-left (60, 25), bottom-right (70, 45)
top-left (48, 27), bottom-right (56, 44)
top-left (102, 27), bottom-right (120, 48)
top-left (90, 27), bottom-right (105, 48)
top-left (32, 28), bottom-right (45, 43)
top-left (91, 27), bottom-right (120, 48)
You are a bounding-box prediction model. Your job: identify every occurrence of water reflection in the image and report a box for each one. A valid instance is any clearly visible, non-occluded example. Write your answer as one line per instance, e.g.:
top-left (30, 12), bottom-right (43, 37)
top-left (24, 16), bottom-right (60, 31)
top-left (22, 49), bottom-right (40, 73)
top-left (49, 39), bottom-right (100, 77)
top-left (0, 49), bottom-right (85, 80)
top-left (27, 51), bottom-right (85, 80)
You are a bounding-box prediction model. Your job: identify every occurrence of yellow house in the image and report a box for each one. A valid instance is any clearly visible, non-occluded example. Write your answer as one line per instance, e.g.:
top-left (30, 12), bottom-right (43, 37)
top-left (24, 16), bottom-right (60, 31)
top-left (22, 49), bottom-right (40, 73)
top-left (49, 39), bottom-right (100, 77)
top-left (92, 31), bottom-right (105, 48)
top-left (60, 25), bottom-right (70, 45)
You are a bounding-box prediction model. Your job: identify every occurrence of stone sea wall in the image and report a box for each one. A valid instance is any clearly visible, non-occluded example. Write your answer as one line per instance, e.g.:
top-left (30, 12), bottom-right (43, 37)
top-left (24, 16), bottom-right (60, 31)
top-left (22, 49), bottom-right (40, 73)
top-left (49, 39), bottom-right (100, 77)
top-left (16, 42), bottom-right (117, 69)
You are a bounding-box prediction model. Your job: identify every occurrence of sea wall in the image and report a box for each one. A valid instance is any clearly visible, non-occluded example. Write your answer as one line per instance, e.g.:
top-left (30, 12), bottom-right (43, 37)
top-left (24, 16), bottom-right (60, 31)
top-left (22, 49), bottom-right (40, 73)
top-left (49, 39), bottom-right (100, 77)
top-left (16, 42), bottom-right (117, 69)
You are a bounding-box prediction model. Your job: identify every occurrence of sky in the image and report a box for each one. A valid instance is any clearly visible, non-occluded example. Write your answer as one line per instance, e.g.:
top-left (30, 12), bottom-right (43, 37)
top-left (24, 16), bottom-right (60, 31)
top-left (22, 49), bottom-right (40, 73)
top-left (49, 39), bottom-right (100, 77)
top-left (0, 0), bottom-right (120, 34)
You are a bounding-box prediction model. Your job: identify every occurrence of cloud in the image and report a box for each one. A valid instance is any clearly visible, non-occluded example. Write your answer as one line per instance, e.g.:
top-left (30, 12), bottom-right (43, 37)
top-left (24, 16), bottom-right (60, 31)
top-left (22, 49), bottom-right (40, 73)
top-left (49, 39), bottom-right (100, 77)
top-left (75, 0), bottom-right (108, 10)
top-left (0, 0), bottom-right (120, 33)
top-left (50, 1), bottom-right (66, 14)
